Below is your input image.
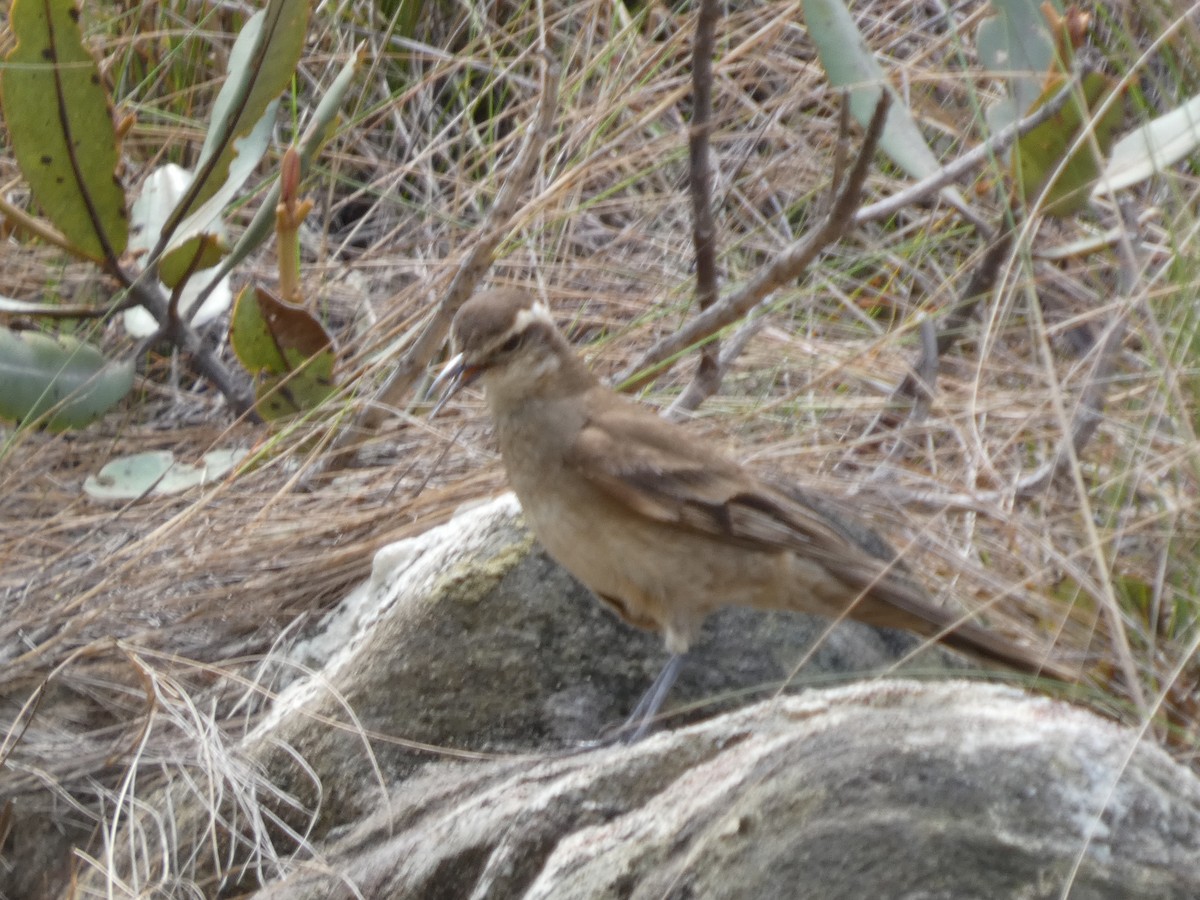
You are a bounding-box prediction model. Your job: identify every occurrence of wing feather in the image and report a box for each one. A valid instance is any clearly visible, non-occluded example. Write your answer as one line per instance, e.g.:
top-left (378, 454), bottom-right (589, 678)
top-left (564, 403), bottom-right (1067, 679)
top-left (565, 406), bottom-right (890, 567)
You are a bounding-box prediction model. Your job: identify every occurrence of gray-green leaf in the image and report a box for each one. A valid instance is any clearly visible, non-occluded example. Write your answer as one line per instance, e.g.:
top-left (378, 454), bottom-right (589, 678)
top-left (0, 328), bottom-right (134, 430)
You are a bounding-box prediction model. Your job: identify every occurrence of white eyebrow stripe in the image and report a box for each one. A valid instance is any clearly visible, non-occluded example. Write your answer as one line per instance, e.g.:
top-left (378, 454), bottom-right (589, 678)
top-left (513, 301), bottom-right (553, 332)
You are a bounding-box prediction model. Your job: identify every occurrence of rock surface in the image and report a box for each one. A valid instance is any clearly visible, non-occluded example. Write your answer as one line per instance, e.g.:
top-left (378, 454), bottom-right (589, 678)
top-left (66, 494), bottom-right (1200, 898)
top-left (256, 682), bottom-right (1200, 900)
top-left (239, 493), bottom-right (965, 837)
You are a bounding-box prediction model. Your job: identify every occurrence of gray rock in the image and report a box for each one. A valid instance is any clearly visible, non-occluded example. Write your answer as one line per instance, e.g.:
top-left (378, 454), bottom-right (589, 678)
top-left (255, 682), bottom-right (1200, 900)
top-left (243, 494), bottom-right (970, 829)
top-left (69, 494), bottom-right (1200, 898)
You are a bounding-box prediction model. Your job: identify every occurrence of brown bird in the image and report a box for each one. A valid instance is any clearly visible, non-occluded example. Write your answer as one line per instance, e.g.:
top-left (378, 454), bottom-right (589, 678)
top-left (434, 288), bottom-right (1066, 739)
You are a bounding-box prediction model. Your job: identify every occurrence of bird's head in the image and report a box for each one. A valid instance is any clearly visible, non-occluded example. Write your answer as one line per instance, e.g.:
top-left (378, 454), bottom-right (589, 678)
top-left (432, 289), bottom-right (592, 415)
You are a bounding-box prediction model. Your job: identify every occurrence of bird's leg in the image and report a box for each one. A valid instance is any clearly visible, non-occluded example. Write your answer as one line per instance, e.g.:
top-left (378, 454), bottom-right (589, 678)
top-left (618, 653), bottom-right (685, 743)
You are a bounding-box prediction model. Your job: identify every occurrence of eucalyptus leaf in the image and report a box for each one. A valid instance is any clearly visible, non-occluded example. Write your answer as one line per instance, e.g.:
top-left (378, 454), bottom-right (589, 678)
top-left (1099, 93), bottom-right (1200, 194)
top-left (166, 101), bottom-right (277, 264)
top-left (1, 0), bottom-right (128, 261)
top-left (161, 0), bottom-right (310, 241)
top-left (82, 451), bottom-right (174, 499)
top-left (212, 48), bottom-right (363, 285)
top-left (83, 448), bottom-right (248, 500)
top-left (0, 327), bottom-right (134, 430)
top-left (802, 0), bottom-right (969, 213)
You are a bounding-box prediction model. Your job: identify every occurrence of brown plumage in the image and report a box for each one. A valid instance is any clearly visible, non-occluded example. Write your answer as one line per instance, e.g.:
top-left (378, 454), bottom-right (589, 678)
top-left (436, 288), bottom-right (1067, 736)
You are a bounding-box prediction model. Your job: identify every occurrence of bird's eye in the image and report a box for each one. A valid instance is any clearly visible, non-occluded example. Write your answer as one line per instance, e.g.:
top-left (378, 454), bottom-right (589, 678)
top-left (500, 334), bottom-right (523, 353)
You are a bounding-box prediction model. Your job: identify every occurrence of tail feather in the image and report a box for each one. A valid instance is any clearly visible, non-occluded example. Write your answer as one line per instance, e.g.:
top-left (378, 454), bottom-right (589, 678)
top-left (937, 616), bottom-right (1074, 683)
top-left (854, 573), bottom-right (1075, 683)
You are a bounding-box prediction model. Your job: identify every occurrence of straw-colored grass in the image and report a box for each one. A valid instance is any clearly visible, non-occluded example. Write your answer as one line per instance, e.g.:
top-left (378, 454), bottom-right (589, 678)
top-left (3, 0), bottom-right (1199, 892)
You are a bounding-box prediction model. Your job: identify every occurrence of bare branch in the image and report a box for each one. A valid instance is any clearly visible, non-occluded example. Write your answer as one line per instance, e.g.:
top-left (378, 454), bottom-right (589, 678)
top-left (616, 92), bottom-right (892, 390)
top-left (357, 50), bottom-right (561, 431)
top-left (666, 317), bottom-right (765, 421)
top-left (825, 91), bottom-right (853, 211)
top-left (852, 76), bottom-right (1077, 231)
top-left (125, 278), bottom-right (256, 416)
top-left (667, 0), bottom-right (722, 416)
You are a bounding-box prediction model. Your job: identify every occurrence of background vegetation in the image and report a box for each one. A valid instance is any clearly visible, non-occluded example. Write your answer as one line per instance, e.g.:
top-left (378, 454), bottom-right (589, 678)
top-left (2, 0), bottom-right (1199, 891)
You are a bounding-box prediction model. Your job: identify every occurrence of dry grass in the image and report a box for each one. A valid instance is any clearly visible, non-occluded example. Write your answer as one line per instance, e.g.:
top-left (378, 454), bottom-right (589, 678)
top-left (3, 0), bottom-right (1200, 893)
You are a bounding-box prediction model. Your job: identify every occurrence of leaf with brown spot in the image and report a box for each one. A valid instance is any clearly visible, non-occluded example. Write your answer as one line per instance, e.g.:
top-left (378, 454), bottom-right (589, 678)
top-left (230, 285), bottom-right (337, 421)
top-left (1, 0), bottom-right (128, 262)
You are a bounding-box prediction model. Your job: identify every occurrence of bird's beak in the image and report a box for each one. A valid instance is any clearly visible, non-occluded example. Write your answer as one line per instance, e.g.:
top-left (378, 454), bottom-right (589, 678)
top-left (429, 352), bottom-right (478, 417)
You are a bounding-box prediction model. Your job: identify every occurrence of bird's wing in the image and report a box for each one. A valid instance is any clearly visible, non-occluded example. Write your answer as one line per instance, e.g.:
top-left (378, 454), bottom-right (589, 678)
top-left (566, 404), bottom-right (1070, 679)
top-left (566, 405), bottom-right (882, 565)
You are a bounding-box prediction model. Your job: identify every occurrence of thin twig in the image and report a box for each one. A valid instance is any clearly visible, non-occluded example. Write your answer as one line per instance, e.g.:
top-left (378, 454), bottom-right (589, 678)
top-left (667, 318), bottom-right (766, 422)
top-left (666, 0), bottom-right (721, 417)
top-left (357, 49), bottom-right (561, 432)
top-left (856, 314), bottom-right (937, 474)
top-left (1009, 314), bottom-right (1125, 499)
top-left (0, 193), bottom-right (87, 260)
top-left (616, 92), bottom-right (892, 390)
top-left (912, 315), bottom-right (939, 416)
top-left (1010, 202), bottom-right (1148, 720)
top-left (851, 76), bottom-right (1079, 231)
top-left (882, 225), bottom-right (1014, 417)
top-left (825, 92), bottom-right (853, 211)
top-left (1013, 202), bottom-right (1142, 499)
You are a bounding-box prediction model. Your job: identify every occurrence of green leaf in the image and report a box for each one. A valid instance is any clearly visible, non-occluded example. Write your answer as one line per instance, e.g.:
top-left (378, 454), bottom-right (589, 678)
top-left (214, 47), bottom-right (363, 285)
top-left (1014, 71), bottom-right (1124, 216)
top-left (231, 286), bottom-right (285, 371)
top-left (230, 286), bottom-right (337, 421)
top-left (0, 327), bottom-right (134, 430)
top-left (83, 448), bottom-right (247, 500)
top-left (803, 0), bottom-right (968, 214)
top-left (161, 0), bottom-right (310, 241)
top-left (1, 0), bottom-right (128, 262)
top-left (297, 49), bottom-right (363, 166)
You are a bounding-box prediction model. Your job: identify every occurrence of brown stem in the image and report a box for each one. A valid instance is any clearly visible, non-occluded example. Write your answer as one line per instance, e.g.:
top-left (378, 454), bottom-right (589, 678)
top-left (355, 50), bottom-right (561, 434)
top-left (669, 0), bottom-right (722, 416)
top-left (617, 92), bottom-right (892, 390)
